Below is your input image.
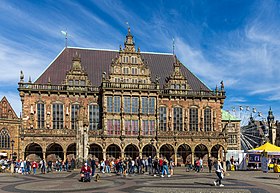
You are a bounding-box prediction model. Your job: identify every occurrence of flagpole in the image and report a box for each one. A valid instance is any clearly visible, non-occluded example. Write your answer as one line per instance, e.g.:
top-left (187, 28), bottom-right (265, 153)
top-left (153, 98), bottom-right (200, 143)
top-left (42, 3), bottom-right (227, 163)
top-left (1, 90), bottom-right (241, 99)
top-left (61, 30), bottom-right (68, 48)
top-left (172, 38), bottom-right (175, 55)
top-left (65, 31), bottom-right (68, 48)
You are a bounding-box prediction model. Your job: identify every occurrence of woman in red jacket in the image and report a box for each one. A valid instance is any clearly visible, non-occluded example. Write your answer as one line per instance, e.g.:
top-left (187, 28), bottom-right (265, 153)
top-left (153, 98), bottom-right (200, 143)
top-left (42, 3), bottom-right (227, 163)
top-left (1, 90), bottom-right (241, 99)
top-left (80, 163), bottom-right (91, 182)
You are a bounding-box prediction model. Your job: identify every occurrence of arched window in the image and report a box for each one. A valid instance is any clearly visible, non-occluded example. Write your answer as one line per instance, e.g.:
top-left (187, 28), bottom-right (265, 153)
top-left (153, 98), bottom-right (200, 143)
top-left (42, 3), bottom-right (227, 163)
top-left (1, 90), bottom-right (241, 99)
top-left (189, 108), bottom-right (198, 131)
top-left (0, 128), bottom-right (10, 149)
top-left (204, 108), bottom-right (212, 131)
top-left (173, 107), bottom-right (183, 131)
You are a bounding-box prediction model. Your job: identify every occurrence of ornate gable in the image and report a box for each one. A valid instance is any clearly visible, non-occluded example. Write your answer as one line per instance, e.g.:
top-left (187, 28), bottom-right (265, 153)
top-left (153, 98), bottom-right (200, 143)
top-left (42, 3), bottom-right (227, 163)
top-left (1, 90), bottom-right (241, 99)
top-left (108, 27), bottom-right (152, 85)
top-left (164, 56), bottom-right (191, 90)
top-left (63, 52), bottom-right (92, 87)
top-left (0, 96), bottom-right (18, 119)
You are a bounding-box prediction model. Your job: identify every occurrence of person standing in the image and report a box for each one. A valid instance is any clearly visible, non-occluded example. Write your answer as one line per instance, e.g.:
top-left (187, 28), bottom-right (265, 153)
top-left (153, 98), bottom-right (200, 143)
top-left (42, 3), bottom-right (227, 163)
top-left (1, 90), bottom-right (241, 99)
top-left (91, 158), bottom-right (96, 176)
top-left (40, 159), bottom-right (46, 174)
top-left (32, 161), bottom-right (38, 175)
top-left (208, 158), bottom-right (213, 173)
top-left (214, 159), bottom-right (225, 187)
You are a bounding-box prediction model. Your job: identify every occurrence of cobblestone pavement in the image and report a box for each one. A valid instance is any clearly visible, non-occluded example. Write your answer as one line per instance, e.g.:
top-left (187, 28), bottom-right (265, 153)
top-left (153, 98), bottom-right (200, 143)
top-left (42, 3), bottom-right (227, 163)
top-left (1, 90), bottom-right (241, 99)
top-left (0, 168), bottom-right (279, 193)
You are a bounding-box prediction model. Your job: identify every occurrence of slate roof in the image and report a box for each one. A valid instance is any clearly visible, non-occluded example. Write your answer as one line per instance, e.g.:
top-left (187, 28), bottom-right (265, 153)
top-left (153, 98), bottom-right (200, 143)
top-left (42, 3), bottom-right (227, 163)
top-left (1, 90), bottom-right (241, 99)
top-left (35, 47), bottom-right (211, 91)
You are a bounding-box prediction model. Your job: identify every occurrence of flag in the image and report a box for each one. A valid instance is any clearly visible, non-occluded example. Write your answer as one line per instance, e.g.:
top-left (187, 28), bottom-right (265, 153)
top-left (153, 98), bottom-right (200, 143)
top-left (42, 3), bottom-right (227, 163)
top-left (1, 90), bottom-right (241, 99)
top-left (253, 108), bottom-right (257, 113)
top-left (61, 30), bottom-right (67, 36)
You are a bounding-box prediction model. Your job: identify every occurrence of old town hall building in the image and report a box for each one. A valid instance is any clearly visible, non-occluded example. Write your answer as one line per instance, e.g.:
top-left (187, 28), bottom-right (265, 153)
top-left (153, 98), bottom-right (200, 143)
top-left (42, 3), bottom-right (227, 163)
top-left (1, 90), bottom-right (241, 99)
top-left (18, 28), bottom-right (226, 165)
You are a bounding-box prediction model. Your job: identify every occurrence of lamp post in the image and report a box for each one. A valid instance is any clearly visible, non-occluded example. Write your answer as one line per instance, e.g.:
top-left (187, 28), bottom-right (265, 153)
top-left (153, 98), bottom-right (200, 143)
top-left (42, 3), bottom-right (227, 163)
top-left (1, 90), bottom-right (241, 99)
top-left (150, 138), bottom-right (154, 158)
top-left (11, 139), bottom-right (15, 174)
top-left (11, 139), bottom-right (15, 160)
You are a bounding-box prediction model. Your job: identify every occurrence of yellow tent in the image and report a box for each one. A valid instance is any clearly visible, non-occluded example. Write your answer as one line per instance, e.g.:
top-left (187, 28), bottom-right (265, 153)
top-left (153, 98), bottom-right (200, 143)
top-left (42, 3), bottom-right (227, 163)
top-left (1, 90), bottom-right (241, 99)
top-left (249, 142), bottom-right (280, 155)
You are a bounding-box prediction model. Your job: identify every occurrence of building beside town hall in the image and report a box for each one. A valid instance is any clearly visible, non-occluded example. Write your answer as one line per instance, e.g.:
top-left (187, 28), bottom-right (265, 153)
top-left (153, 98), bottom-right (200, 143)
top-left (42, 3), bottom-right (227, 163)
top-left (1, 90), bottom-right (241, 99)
top-left (0, 97), bottom-right (20, 159)
top-left (17, 28), bottom-right (226, 165)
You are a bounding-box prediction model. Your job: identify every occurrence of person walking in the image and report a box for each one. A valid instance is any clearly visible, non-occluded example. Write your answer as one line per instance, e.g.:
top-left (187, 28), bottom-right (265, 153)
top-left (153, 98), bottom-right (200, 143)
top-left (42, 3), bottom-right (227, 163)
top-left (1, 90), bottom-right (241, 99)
top-left (214, 159), bottom-right (225, 187)
top-left (161, 158), bottom-right (171, 178)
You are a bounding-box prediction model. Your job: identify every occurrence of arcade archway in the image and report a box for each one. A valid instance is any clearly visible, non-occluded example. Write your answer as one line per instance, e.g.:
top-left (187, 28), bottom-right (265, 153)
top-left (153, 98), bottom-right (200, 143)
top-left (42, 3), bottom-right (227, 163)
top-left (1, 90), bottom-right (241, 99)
top-left (46, 143), bottom-right (64, 161)
top-left (142, 144), bottom-right (156, 159)
top-left (66, 143), bottom-right (76, 161)
top-left (194, 144), bottom-right (208, 164)
top-left (211, 144), bottom-right (225, 160)
top-left (89, 143), bottom-right (103, 161)
top-left (177, 144), bottom-right (192, 164)
top-left (160, 144), bottom-right (174, 160)
top-left (25, 143), bottom-right (43, 160)
top-left (106, 144), bottom-right (121, 159)
top-left (124, 144), bottom-right (139, 159)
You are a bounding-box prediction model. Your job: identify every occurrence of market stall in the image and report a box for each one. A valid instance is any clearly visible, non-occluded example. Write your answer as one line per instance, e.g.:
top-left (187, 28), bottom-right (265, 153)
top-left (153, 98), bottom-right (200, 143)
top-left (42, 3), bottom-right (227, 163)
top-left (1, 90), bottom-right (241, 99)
top-left (248, 142), bottom-right (280, 173)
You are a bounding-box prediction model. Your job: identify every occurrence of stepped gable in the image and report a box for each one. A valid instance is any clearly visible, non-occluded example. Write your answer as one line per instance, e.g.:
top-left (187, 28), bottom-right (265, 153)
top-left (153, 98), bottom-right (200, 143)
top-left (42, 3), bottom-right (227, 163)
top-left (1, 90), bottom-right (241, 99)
top-left (35, 47), bottom-right (210, 91)
top-left (0, 96), bottom-right (18, 119)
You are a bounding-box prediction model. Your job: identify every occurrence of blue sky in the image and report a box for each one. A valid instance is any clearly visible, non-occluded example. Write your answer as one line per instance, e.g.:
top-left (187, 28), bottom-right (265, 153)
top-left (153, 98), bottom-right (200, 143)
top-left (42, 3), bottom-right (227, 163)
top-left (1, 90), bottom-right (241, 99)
top-left (0, 0), bottom-right (280, 122)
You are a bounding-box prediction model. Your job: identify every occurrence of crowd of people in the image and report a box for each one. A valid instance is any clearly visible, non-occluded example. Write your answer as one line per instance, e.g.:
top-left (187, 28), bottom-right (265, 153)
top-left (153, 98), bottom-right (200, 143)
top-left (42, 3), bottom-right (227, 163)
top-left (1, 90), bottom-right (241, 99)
top-left (0, 157), bottom-right (76, 175)
top-left (87, 156), bottom-right (174, 178)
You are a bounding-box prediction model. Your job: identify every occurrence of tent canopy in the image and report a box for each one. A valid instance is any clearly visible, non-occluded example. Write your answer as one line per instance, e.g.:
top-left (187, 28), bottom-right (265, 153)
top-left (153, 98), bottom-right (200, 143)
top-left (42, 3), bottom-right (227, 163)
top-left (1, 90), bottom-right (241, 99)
top-left (248, 142), bottom-right (280, 155)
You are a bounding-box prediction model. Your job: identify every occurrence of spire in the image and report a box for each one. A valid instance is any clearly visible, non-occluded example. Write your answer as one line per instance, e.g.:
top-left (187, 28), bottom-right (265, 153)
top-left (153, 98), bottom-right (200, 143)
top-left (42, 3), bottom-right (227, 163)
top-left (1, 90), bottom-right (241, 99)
top-left (124, 26), bottom-right (136, 52)
top-left (267, 107), bottom-right (274, 122)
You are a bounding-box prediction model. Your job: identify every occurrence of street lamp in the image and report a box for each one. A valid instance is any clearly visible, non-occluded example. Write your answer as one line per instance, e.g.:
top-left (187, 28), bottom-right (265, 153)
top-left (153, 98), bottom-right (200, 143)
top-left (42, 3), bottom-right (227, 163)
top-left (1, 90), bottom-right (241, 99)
top-left (11, 139), bottom-right (15, 160)
top-left (150, 138), bottom-right (155, 158)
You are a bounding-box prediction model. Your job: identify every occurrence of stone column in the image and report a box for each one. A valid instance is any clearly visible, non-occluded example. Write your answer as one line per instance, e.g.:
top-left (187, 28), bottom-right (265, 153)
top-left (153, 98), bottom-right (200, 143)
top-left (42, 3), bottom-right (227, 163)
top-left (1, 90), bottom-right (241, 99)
top-left (43, 151), bottom-right (46, 160)
top-left (191, 151), bottom-right (195, 165)
top-left (103, 151), bottom-right (106, 161)
top-left (121, 151), bottom-right (125, 159)
top-left (156, 150), bottom-right (160, 158)
top-left (139, 151), bottom-right (142, 159)
top-left (63, 151), bottom-right (67, 161)
top-left (223, 150), bottom-right (227, 171)
top-left (174, 149), bottom-right (178, 166)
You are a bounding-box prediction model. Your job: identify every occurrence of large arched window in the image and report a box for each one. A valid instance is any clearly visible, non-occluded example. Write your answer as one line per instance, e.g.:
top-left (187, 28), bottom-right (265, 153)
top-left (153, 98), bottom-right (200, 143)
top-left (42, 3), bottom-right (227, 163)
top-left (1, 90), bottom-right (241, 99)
top-left (173, 107), bottom-right (183, 131)
top-left (0, 128), bottom-right (10, 149)
top-left (204, 108), bottom-right (212, 131)
top-left (189, 108), bottom-right (198, 131)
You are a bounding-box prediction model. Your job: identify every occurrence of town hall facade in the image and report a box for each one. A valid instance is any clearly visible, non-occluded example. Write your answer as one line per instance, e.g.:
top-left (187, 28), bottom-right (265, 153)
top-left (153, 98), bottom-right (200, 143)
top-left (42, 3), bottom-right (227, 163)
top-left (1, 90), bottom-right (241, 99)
top-left (18, 28), bottom-right (227, 165)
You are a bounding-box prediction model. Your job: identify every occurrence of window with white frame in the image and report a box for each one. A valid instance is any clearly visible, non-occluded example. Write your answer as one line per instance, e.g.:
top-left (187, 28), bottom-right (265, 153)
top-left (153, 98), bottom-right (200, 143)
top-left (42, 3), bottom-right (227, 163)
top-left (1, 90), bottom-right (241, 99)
top-left (71, 104), bottom-right (79, 130)
top-left (52, 103), bottom-right (64, 129)
top-left (37, 102), bottom-right (45, 129)
top-left (89, 104), bottom-right (99, 130)
top-left (189, 108), bottom-right (198, 131)
top-left (173, 107), bottom-right (183, 131)
top-left (204, 108), bottom-right (212, 131)
top-left (159, 107), bottom-right (167, 131)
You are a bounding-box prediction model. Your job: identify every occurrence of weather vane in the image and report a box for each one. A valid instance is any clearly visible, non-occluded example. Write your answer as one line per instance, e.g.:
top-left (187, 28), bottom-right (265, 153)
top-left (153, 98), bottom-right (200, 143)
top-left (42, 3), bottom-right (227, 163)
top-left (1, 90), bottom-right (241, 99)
top-left (172, 37), bottom-right (175, 55)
